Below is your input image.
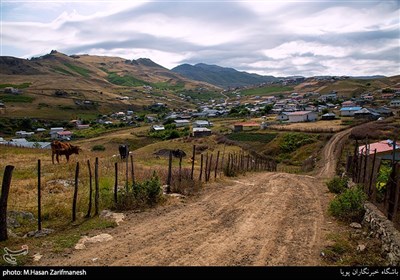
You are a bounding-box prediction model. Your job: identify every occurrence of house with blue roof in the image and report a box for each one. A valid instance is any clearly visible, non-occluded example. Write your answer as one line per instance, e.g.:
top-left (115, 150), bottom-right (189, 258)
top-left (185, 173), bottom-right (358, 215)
top-left (339, 106), bottom-right (362, 116)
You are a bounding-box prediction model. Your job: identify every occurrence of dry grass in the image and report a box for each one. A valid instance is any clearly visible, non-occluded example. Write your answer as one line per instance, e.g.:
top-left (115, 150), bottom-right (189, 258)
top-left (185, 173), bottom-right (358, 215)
top-left (269, 119), bottom-right (348, 133)
top-left (0, 133), bottom-right (241, 238)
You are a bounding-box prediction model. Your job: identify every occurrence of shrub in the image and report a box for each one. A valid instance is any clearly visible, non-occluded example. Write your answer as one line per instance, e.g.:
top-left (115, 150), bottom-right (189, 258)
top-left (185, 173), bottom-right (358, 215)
top-left (132, 172), bottom-right (162, 205)
top-left (116, 172), bottom-right (163, 210)
top-left (326, 176), bottom-right (348, 194)
top-left (91, 145), bottom-right (106, 151)
top-left (329, 186), bottom-right (366, 222)
top-left (375, 162), bottom-right (392, 202)
top-left (279, 133), bottom-right (316, 153)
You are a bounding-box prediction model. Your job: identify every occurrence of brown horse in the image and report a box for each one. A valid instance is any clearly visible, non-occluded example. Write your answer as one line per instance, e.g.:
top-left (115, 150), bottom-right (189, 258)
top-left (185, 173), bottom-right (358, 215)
top-left (51, 140), bottom-right (80, 164)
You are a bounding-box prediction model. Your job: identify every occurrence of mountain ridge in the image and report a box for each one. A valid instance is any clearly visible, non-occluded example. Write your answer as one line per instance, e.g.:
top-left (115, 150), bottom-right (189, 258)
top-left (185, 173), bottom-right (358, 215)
top-left (172, 63), bottom-right (277, 88)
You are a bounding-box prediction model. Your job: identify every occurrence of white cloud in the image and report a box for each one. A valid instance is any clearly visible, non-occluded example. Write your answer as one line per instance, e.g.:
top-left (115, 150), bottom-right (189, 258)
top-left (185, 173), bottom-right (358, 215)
top-left (263, 41), bottom-right (350, 59)
top-left (1, 0), bottom-right (399, 76)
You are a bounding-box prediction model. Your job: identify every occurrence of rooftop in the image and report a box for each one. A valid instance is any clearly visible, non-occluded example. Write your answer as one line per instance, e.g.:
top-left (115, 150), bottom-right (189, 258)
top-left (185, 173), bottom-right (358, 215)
top-left (359, 140), bottom-right (400, 155)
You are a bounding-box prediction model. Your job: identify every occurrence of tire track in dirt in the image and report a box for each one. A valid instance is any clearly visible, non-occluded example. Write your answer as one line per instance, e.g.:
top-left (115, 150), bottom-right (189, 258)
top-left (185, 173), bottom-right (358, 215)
top-left (40, 172), bottom-right (326, 266)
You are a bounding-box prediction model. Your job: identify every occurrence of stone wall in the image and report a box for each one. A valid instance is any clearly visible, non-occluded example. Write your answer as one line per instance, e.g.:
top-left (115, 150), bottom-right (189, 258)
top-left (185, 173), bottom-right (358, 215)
top-left (363, 202), bottom-right (400, 265)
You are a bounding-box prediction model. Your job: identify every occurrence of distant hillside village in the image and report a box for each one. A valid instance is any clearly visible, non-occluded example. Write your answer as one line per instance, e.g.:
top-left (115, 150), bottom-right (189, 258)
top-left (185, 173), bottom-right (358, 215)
top-left (1, 79), bottom-right (400, 148)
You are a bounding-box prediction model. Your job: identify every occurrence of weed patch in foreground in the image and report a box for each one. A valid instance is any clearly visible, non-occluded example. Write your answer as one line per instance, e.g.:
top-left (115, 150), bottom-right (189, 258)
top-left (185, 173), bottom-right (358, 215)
top-left (321, 232), bottom-right (387, 266)
top-left (329, 186), bottom-right (366, 222)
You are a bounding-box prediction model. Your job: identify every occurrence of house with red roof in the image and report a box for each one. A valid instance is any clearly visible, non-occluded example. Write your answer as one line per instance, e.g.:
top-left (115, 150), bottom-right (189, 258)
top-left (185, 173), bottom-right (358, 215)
top-left (358, 140), bottom-right (400, 161)
top-left (233, 122), bottom-right (260, 132)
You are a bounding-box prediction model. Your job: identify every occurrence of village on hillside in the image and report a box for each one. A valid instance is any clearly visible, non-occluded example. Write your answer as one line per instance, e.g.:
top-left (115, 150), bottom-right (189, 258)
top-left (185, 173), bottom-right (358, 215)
top-left (1, 79), bottom-right (400, 148)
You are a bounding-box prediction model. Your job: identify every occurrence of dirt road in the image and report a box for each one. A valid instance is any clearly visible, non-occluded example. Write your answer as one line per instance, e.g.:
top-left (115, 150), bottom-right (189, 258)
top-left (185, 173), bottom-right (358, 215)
top-left (41, 173), bottom-right (327, 266)
top-left (316, 127), bottom-right (352, 178)
top-left (40, 127), bottom-right (354, 266)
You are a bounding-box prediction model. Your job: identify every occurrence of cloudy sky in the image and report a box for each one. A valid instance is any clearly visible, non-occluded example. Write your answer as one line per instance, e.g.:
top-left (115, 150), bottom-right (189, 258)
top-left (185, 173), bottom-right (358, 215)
top-left (1, 0), bottom-right (399, 77)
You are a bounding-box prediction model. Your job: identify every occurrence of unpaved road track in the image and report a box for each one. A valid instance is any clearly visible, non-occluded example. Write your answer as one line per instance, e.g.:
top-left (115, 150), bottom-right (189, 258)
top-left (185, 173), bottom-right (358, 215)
top-left (41, 173), bottom-right (326, 266)
top-left (316, 127), bottom-right (352, 178)
top-left (40, 127), bottom-right (353, 266)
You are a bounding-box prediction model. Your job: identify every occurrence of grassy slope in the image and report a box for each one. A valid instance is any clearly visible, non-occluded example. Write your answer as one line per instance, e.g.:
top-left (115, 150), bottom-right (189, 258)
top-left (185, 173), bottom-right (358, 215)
top-left (0, 52), bottom-right (218, 118)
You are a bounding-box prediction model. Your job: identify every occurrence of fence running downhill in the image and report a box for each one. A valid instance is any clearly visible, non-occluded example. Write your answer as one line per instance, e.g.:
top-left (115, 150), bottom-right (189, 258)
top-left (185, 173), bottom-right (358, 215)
top-left (0, 145), bottom-right (276, 241)
top-left (345, 139), bottom-right (400, 229)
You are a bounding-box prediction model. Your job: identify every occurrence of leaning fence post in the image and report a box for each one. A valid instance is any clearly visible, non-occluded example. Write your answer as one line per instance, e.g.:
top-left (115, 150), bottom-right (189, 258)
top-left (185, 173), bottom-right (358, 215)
top-left (85, 159), bottom-right (93, 218)
top-left (94, 157), bottom-right (99, 216)
top-left (72, 162), bottom-right (79, 222)
top-left (0, 165), bottom-right (14, 241)
top-left (167, 151), bottom-right (172, 193)
top-left (191, 145), bottom-right (196, 180)
top-left (114, 162), bottom-right (118, 204)
top-left (37, 159), bottom-right (42, 231)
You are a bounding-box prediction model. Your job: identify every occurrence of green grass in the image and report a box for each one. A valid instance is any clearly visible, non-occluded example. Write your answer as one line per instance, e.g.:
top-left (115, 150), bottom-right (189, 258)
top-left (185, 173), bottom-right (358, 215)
top-left (227, 132), bottom-right (277, 143)
top-left (58, 105), bottom-right (74, 110)
top-left (63, 63), bottom-right (91, 77)
top-left (236, 86), bottom-right (294, 97)
top-left (0, 83), bottom-right (31, 89)
top-left (107, 72), bottom-right (149, 87)
top-left (152, 81), bottom-right (185, 90)
top-left (73, 125), bottom-right (118, 138)
top-left (0, 93), bottom-right (34, 103)
top-left (51, 217), bottom-right (116, 252)
top-left (180, 90), bottom-right (223, 101)
top-left (52, 66), bottom-right (74, 76)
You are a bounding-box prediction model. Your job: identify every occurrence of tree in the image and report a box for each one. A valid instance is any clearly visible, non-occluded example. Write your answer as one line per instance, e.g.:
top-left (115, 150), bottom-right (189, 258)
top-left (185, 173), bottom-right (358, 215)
top-left (261, 104), bottom-right (273, 115)
top-left (20, 118), bottom-right (32, 130)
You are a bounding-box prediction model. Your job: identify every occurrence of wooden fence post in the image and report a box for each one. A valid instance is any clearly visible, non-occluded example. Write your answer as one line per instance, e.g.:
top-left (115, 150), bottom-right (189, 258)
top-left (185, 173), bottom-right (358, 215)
top-left (214, 151), bottom-right (220, 179)
top-left (362, 151), bottom-right (368, 184)
top-left (94, 157), bottom-right (99, 216)
top-left (207, 154), bottom-right (213, 182)
top-left (386, 163), bottom-right (397, 220)
top-left (130, 155), bottom-right (135, 186)
top-left (367, 150), bottom-right (377, 197)
top-left (167, 151), bottom-right (172, 193)
top-left (179, 155), bottom-right (183, 184)
top-left (199, 154), bottom-right (204, 181)
top-left (114, 162), bottom-right (118, 204)
top-left (72, 162), bottom-right (79, 222)
top-left (37, 159), bottom-right (42, 231)
top-left (191, 145), bottom-right (196, 180)
top-left (226, 153), bottom-right (230, 175)
top-left (0, 165), bottom-right (14, 241)
top-left (220, 145), bottom-right (226, 177)
top-left (125, 152), bottom-right (129, 191)
top-left (85, 160), bottom-right (93, 218)
top-left (204, 153), bottom-right (209, 182)
top-left (371, 160), bottom-right (381, 203)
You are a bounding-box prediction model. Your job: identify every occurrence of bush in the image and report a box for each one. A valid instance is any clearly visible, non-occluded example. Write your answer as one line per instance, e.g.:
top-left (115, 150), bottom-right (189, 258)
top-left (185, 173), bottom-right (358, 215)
top-left (329, 187), bottom-right (366, 222)
top-left (279, 133), bottom-right (316, 153)
top-left (91, 145), bottom-right (106, 151)
top-left (132, 172), bottom-right (162, 206)
top-left (326, 176), bottom-right (348, 194)
top-left (116, 172), bottom-right (163, 210)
